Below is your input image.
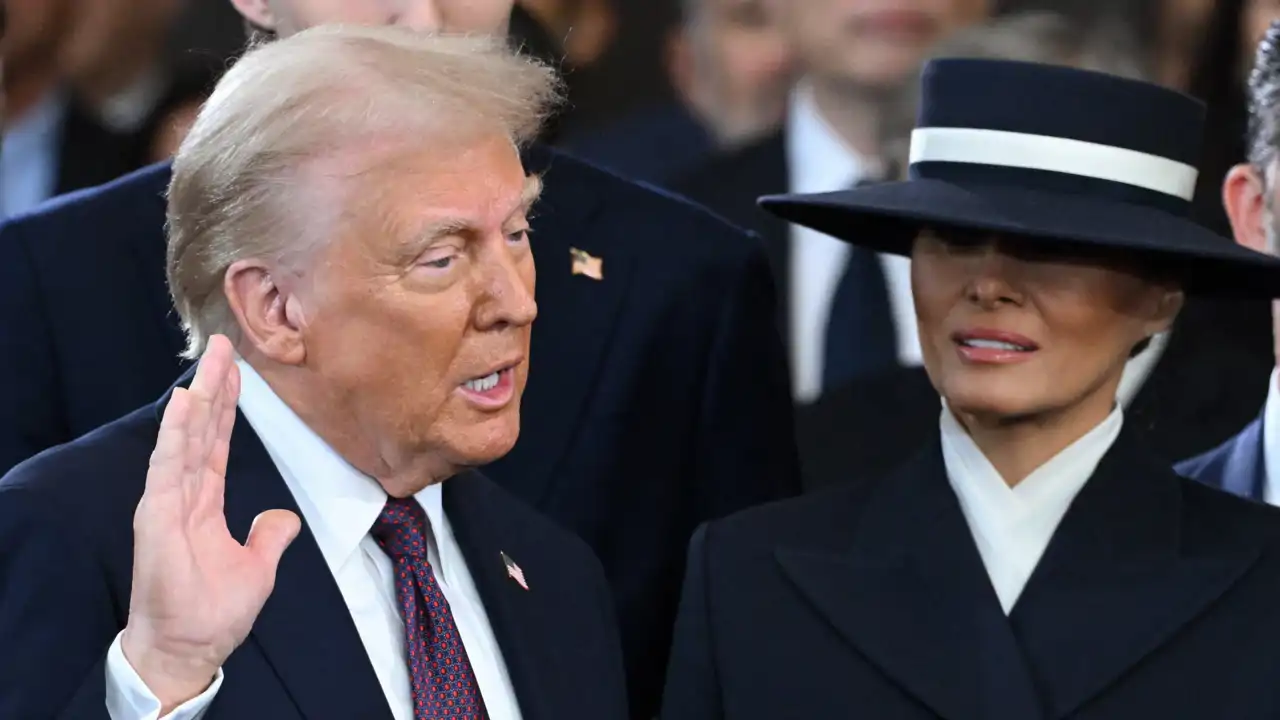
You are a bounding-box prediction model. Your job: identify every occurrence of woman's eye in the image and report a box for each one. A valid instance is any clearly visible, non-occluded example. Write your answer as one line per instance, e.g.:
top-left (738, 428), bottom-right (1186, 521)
top-left (508, 229), bottom-right (530, 244)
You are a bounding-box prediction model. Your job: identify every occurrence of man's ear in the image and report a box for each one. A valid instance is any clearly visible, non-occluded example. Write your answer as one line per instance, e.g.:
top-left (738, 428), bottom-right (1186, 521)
top-left (228, 0), bottom-right (279, 31)
top-left (223, 260), bottom-right (307, 365)
top-left (1223, 162), bottom-right (1272, 254)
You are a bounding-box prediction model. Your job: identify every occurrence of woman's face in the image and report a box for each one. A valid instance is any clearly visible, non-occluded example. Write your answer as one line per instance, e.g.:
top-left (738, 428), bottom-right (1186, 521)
top-left (911, 228), bottom-right (1183, 426)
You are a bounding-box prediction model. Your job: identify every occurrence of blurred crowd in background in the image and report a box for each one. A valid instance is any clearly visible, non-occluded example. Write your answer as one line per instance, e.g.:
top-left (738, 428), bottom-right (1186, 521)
top-left (5, 0), bottom-right (1280, 451)
top-left (5, 0), bottom-right (1275, 224)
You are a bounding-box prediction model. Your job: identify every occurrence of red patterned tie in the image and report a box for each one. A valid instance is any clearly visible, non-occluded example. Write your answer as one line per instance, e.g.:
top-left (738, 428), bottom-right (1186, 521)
top-left (372, 497), bottom-right (487, 719)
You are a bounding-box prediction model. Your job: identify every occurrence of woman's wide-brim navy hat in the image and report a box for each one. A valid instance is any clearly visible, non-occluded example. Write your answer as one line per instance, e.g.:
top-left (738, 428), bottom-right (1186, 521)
top-left (760, 58), bottom-right (1280, 299)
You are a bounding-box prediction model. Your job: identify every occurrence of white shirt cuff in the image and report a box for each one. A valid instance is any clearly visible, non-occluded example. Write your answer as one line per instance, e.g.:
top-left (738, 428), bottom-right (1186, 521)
top-left (104, 632), bottom-right (224, 720)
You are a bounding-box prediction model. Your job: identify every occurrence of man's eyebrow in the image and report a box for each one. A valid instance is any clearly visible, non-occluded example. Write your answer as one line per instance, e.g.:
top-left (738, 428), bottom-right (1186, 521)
top-left (409, 176), bottom-right (545, 248)
top-left (513, 175), bottom-right (544, 219)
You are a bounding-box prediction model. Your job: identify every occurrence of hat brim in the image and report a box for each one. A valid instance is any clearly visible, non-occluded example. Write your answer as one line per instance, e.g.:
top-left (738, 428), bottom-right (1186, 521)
top-left (759, 179), bottom-right (1280, 299)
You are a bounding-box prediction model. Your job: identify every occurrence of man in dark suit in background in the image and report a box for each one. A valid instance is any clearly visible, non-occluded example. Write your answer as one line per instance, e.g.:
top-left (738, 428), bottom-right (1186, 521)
top-left (674, 0), bottom-right (992, 405)
top-left (564, 0), bottom-right (794, 185)
top-left (1179, 21), bottom-right (1280, 502)
top-left (0, 2), bottom-right (800, 716)
top-left (0, 30), bottom-right (628, 718)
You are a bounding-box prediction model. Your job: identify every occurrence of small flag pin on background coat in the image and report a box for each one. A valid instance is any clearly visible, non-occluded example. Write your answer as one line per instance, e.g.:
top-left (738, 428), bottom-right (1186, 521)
top-left (570, 247), bottom-right (604, 280)
top-left (501, 551), bottom-right (529, 590)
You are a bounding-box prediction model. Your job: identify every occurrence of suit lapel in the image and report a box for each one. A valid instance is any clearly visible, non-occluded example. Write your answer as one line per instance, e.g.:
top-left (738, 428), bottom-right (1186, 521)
top-left (1010, 430), bottom-right (1262, 720)
top-left (219, 408), bottom-right (394, 720)
top-left (775, 445), bottom-right (1042, 720)
top-left (484, 146), bottom-right (634, 505)
top-left (442, 472), bottom-right (568, 720)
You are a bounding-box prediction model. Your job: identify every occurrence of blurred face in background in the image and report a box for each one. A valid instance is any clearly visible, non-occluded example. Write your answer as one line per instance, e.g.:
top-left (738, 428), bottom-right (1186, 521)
top-left (1, 0), bottom-right (70, 81)
top-left (230, 0), bottom-right (514, 37)
top-left (770, 0), bottom-right (990, 91)
top-left (669, 0), bottom-right (794, 145)
top-left (58, 0), bottom-right (181, 95)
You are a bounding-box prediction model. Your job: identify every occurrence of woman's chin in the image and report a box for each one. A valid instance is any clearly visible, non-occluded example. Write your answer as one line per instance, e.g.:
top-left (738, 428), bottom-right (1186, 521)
top-left (943, 386), bottom-right (1046, 424)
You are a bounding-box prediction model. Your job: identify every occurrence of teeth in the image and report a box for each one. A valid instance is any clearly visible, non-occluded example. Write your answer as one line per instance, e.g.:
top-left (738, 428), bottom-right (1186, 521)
top-left (963, 339), bottom-right (1029, 351)
top-left (464, 372), bottom-right (501, 392)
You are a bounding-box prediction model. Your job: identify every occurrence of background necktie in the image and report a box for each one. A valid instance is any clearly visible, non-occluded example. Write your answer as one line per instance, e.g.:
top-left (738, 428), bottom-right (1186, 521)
top-left (820, 177), bottom-right (899, 394)
top-left (373, 497), bottom-right (487, 720)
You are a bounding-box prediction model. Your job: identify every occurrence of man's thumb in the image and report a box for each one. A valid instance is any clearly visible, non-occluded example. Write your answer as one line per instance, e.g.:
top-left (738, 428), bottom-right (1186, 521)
top-left (246, 509), bottom-right (302, 569)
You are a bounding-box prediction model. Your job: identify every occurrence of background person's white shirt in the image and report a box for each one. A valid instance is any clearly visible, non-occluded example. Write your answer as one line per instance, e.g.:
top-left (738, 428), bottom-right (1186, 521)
top-left (785, 85), bottom-right (919, 403)
top-left (103, 361), bottom-right (523, 720)
top-left (1261, 369), bottom-right (1280, 506)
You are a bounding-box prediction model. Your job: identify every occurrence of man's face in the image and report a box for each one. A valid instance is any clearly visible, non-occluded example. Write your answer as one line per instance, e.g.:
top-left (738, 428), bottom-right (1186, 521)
top-left (59, 0), bottom-right (180, 87)
top-left (293, 131), bottom-right (538, 470)
top-left (235, 0), bottom-right (514, 37)
top-left (1, 0), bottom-right (71, 76)
top-left (674, 0), bottom-right (793, 144)
top-left (771, 0), bottom-right (989, 91)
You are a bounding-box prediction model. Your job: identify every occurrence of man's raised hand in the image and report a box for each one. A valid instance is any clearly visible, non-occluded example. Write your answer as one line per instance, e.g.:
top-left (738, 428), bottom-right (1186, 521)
top-left (120, 335), bottom-right (301, 712)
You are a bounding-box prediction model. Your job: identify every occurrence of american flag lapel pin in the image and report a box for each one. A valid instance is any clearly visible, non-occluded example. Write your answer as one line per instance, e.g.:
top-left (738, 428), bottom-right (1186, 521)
top-left (501, 551), bottom-right (529, 590)
top-left (570, 247), bottom-right (604, 281)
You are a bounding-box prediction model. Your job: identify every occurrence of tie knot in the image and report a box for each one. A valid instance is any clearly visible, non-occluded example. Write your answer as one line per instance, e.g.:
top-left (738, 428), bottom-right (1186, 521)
top-left (371, 496), bottom-right (430, 560)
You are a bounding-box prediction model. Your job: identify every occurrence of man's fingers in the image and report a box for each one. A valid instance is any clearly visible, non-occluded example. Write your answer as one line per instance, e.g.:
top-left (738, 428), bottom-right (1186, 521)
top-left (184, 336), bottom-right (235, 479)
top-left (245, 509), bottom-right (302, 575)
top-left (145, 388), bottom-right (194, 494)
top-left (207, 362), bottom-right (240, 480)
top-left (190, 335), bottom-right (233, 403)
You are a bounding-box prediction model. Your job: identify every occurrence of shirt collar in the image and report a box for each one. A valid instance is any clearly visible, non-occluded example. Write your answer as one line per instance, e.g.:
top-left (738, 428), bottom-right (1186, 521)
top-left (785, 82), bottom-right (872, 193)
top-left (1262, 368), bottom-right (1280, 504)
top-left (234, 360), bottom-right (450, 575)
top-left (941, 401), bottom-right (1124, 510)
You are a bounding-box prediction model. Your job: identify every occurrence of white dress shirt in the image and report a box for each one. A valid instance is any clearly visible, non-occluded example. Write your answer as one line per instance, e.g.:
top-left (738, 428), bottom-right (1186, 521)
top-left (104, 361), bottom-right (523, 720)
top-left (1260, 369), bottom-right (1280, 506)
top-left (2, 90), bottom-right (65, 220)
top-left (785, 84), bottom-right (919, 403)
top-left (940, 403), bottom-right (1123, 614)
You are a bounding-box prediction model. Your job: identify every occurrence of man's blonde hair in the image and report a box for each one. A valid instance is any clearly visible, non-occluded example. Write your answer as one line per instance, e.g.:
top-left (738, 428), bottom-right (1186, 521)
top-left (166, 25), bottom-right (561, 359)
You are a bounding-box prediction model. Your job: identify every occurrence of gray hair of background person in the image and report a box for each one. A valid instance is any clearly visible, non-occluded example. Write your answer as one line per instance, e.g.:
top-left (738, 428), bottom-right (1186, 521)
top-left (1248, 21), bottom-right (1280, 188)
top-left (879, 11), bottom-right (1149, 178)
top-left (165, 25), bottom-right (562, 359)
top-left (1246, 20), bottom-right (1280, 254)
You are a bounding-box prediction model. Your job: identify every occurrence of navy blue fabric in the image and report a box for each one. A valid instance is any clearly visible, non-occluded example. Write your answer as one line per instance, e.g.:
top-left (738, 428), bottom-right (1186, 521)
top-left (662, 429), bottom-right (1280, 719)
top-left (0, 147), bottom-right (801, 718)
top-left (0, 388), bottom-right (629, 720)
top-left (821, 244), bottom-right (896, 391)
top-left (917, 58), bottom-right (1203, 164)
top-left (560, 103), bottom-right (713, 185)
top-left (1177, 413), bottom-right (1268, 503)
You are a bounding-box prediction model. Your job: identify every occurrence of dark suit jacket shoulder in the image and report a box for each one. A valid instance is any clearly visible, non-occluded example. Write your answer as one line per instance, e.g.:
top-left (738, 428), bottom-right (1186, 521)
top-left (0, 391), bottom-right (627, 720)
top-left (663, 431), bottom-right (1280, 719)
